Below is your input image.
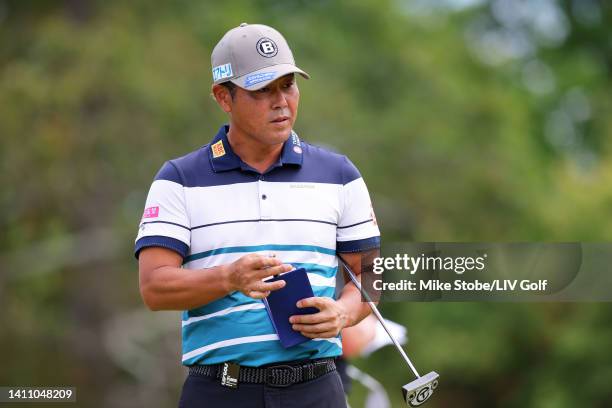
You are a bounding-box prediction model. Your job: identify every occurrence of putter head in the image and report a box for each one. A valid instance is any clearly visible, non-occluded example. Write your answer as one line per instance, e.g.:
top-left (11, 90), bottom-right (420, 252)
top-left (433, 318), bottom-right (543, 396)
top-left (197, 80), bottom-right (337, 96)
top-left (402, 371), bottom-right (439, 406)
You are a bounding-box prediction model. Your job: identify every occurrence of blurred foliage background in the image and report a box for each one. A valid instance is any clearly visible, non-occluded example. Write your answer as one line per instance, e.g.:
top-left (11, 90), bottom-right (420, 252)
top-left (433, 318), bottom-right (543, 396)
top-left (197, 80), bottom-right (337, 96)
top-left (1, 0), bottom-right (611, 407)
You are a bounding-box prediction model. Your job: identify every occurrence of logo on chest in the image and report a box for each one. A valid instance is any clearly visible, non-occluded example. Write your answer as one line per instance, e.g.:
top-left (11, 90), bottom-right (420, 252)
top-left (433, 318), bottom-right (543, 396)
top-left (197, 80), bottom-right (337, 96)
top-left (289, 183), bottom-right (315, 189)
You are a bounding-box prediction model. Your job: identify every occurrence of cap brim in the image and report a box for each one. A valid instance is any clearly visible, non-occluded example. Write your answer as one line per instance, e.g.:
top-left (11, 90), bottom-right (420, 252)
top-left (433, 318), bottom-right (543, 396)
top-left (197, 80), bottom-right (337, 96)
top-left (231, 63), bottom-right (310, 91)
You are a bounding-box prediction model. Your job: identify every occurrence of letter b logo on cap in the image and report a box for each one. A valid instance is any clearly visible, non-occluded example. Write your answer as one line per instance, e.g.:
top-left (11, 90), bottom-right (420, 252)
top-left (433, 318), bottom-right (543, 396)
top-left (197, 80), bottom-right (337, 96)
top-left (257, 38), bottom-right (278, 57)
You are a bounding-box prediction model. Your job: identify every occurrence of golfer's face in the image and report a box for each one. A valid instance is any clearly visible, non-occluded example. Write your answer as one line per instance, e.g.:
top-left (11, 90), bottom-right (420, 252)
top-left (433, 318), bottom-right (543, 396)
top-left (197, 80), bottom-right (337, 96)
top-left (231, 74), bottom-right (299, 145)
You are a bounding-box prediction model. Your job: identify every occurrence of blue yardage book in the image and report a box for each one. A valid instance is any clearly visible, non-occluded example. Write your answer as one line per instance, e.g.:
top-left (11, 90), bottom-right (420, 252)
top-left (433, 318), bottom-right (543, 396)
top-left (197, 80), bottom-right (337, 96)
top-left (263, 267), bottom-right (319, 348)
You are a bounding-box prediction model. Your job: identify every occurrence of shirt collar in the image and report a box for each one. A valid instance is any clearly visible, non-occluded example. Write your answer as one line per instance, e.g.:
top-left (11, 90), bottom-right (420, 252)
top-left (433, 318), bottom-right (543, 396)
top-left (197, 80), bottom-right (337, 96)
top-left (208, 125), bottom-right (303, 173)
top-left (208, 125), bottom-right (242, 172)
top-left (281, 129), bottom-right (304, 166)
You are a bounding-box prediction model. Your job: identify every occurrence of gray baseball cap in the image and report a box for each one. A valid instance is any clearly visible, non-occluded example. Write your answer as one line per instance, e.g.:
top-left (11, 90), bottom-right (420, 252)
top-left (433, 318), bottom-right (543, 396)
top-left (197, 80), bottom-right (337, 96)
top-left (211, 23), bottom-right (310, 90)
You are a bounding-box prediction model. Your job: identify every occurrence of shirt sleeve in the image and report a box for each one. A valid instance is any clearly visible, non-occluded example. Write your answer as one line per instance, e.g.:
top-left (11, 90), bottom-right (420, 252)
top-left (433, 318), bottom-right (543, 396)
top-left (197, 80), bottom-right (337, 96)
top-left (336, 156), bottom-right (381, 253)
top-left (134, 161), bottom-right (191, 259)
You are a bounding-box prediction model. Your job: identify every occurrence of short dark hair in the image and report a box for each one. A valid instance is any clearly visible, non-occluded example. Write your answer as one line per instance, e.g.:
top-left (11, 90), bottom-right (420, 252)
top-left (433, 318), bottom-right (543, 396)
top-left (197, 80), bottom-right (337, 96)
top-left (221, 81), bottom-right (237, 99)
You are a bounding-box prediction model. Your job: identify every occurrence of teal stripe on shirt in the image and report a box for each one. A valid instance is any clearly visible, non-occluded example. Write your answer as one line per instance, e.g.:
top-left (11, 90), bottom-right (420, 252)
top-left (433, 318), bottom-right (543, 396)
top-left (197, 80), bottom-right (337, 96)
top-left (291, 263), bottom-right (337, 278)
top-left (183, 267), bottom-right (336, 320)
top-left (183, 285), bottom-right (335, 322)
top-left (182, 289), bottom-right (338, 354)
top-left (313, 287), bottom-right (336, 298)
top-left (181, 307), bottom-right (342, 365)
top-left (182, 333), bottom-right (341, 366)
top-left (185, 291), bottom-right (259, 318)
top-left (182, 308), bottom-right (275, 353)
top-left (184, 244), bottom-right (336, 263)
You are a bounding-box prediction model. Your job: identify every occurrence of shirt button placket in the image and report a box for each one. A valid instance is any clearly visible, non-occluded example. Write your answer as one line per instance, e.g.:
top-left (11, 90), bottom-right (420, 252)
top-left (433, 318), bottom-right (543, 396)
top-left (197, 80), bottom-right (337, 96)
top-left (259, 176), bottom-right (271, 220)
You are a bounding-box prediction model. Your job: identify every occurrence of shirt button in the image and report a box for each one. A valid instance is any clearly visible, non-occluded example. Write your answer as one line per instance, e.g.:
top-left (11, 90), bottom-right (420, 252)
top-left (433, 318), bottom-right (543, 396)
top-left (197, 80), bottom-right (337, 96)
top-left (261, 194), bottom-right (267, 200)
top-left (260, 175), bottom-right (265, 181)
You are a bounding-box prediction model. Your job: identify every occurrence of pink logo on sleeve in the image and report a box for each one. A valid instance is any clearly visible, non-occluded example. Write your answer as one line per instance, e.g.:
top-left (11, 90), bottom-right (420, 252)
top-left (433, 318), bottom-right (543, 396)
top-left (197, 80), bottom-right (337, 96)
top-left (143, 206), bottom-right (160, 219)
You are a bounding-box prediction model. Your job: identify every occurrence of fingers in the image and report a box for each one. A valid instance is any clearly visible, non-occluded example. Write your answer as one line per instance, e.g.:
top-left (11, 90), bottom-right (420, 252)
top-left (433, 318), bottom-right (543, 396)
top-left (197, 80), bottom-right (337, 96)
top-left (241, 265), bottom-right (291, 299)
top-left (297, 296), bottom-right (329, 309)
top-left (300, 330), bottom-right (339, 339)
top-left (257, 263), bottom-right (293, 279)
top-left (292, 321), bottom-right (336, 335)
top-left (292, 314), bottom-right (342, 339)
top-left (254, 279), bottom-right (286, 293)
top-left (289, 298), bottom-right (332, 324)
top-left (241, 255), bottom-right (292, 278)
top-left (241, 278), bottom-right (286, 299)
top-left (289, 297), bottom-right (344, 337)
top-left (249, 255), bottom-right (282, 269)
top-left (247, 290), bottom-right (270, 299)
top-left (295, 318), bottom-right (339, 338)
top-left (230, 254), bottom-right (293, 298)
top-left (289, 311), bottom-right (325, 325)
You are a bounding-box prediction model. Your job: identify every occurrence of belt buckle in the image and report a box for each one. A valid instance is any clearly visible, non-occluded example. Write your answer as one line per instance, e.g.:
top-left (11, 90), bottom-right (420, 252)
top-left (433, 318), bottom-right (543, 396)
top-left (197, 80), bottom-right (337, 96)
top-left (265, 365), bottom-right (296, 388)
top-left (311, 360), bottom-right (328, 377)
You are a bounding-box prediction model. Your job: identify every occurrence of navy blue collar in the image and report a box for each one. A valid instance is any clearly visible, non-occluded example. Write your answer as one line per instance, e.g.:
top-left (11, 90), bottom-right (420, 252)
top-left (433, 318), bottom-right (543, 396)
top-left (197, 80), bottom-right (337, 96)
top-left (208, 125), bottom-right (303, 173)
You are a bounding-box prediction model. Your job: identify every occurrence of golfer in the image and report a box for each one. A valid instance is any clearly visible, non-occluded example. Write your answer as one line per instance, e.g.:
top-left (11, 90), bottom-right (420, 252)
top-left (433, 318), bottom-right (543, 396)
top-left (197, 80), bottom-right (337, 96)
top-left (135, 23), bottom-right (380, 408)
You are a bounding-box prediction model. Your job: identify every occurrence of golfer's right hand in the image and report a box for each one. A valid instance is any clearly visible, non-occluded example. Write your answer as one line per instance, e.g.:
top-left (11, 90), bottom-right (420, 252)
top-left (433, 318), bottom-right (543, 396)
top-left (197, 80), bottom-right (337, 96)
top-left (226, 254), bottom-right (292, 299)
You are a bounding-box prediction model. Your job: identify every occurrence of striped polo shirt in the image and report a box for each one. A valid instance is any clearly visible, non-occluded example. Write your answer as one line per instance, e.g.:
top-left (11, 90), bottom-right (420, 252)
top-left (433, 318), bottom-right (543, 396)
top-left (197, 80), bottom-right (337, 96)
top-left (134, 125), bottom-right (380, 367)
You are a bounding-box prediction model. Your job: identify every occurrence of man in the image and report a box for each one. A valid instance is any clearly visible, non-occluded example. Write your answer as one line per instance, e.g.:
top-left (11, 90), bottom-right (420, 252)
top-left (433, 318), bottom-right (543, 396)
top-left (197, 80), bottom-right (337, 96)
top-left (135, 23), bottom-right (380, 408)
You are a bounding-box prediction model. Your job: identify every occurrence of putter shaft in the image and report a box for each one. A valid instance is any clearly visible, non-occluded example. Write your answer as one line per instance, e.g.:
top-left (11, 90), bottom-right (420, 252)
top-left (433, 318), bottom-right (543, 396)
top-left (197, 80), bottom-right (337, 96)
top-left (338, 257), bottom-right (421, 379)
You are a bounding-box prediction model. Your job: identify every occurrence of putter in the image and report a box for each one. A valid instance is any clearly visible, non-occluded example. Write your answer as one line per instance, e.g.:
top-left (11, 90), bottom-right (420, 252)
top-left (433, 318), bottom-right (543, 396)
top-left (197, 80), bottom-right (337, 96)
top-left (338, 256), bottom-right (439, 407)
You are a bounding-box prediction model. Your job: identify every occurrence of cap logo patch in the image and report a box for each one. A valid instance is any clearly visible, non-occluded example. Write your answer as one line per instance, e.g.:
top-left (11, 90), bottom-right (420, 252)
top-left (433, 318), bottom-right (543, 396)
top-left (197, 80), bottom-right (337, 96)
top-left (256, 38), bottom-right (278, 57)
top-left (212, 63), bottom-right (233, 82)
top-left (244, 72), bottom-right (277, 88)
top-left (211, 140), bottom-right (226, 158)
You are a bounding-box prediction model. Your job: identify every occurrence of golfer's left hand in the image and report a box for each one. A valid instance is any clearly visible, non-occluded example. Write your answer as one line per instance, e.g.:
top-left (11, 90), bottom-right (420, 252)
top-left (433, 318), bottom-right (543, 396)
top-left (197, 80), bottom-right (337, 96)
top-left (289, 297), bottom-right (348, 338)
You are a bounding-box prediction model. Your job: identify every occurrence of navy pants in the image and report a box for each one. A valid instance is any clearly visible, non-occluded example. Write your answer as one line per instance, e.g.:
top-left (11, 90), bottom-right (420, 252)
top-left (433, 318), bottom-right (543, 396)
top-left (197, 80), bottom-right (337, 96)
top-left (178, 370), bottom-right (347, 408)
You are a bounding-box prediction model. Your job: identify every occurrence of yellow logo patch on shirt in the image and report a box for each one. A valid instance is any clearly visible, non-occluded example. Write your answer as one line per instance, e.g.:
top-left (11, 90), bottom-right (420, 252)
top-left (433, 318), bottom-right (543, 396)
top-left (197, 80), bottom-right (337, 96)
top-left (212, 140), bottom-right (226, 158)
